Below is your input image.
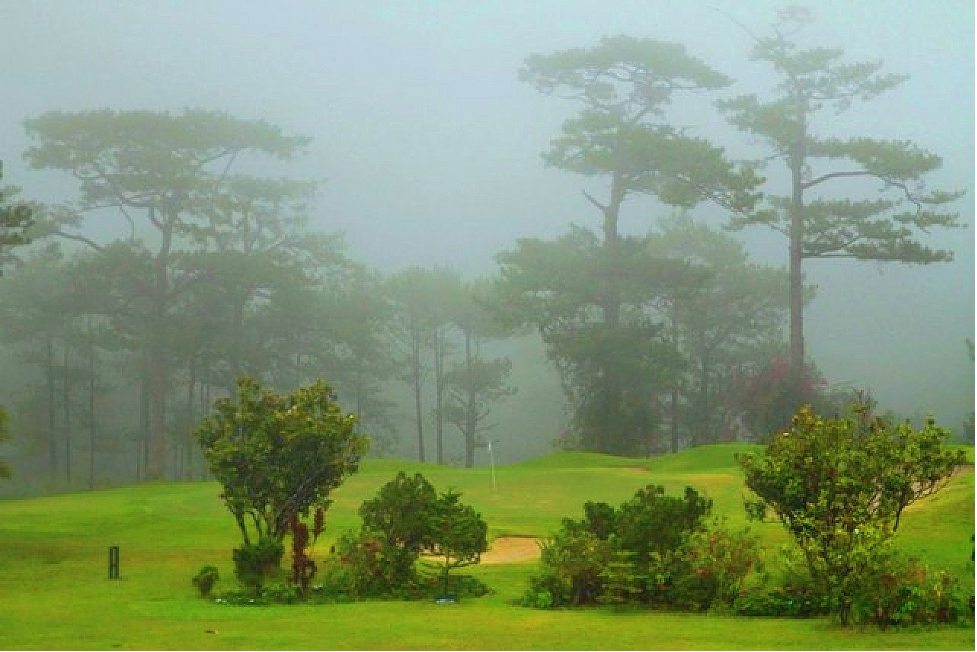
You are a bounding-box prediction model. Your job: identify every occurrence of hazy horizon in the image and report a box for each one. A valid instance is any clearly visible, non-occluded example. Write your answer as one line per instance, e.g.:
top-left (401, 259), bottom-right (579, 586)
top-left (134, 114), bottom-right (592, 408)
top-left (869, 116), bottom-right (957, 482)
top-left (1, 0), bottom-right (973, 429)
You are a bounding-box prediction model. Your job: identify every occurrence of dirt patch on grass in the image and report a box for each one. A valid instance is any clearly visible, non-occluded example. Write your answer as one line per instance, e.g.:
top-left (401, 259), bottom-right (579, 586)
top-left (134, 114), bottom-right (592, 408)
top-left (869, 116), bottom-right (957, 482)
top-left (481, 536), bottom-right (542, 565)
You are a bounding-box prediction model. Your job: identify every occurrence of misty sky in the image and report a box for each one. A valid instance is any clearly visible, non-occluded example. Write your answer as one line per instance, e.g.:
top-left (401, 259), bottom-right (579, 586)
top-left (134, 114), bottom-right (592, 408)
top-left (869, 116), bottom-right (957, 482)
top-left (1, 1), bottom-right (974, 426)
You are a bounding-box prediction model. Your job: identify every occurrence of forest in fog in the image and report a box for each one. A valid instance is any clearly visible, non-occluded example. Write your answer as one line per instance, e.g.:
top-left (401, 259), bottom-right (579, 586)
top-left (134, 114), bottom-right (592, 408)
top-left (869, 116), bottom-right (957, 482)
top-left (0, 1), bottom-right (973, 496)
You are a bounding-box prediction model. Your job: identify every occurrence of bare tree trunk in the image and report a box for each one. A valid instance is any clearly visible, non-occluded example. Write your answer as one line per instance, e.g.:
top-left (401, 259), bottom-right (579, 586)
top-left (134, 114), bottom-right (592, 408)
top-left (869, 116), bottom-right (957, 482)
top-left (670, 388), bottom-right (680, 454)
top-left (187, 357), bottom-right (195, 482)
top-left (147, 350), bottom-right (167, 480)
top-left (146, 209), bottom-right (173, 480)
top-left (434, 327), bottom-right (445, 465)
top-left (63, 343), bottom-right (72, 484)
top-left (228, 296), bottom-right (246, 390)
top-left (138, 347), bottom-right (149, 482)
top-left (670, 300), bottom-right (681, 454)
top-left (788, 109), bottom-right (807, 407)
top-left (46, 335), bottom-right (57, 476)
top-left (463, 331), bottom-right (477, 468)
top-left (590, 171), bottom-right (627, 453)
top-left (411, 318), bottom-right (426, 462)
top-left (695, 291), bottom-right (711, 446)
top-left (88, 327), bottom-right (97, 491)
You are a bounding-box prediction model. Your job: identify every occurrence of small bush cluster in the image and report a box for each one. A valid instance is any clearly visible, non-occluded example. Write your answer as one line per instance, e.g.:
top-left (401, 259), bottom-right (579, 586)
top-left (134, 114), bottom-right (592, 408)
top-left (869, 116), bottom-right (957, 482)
top-left (322, 472), bottom-right (489, 600)
top-left (232, 536), bottom-right (285, 595)
top-left (192, 565), bottom-right (220, 598)
top-left (733, 550), bottom-right (972, 627)
top-left (846, 554), bottom-right (969, 628)
top-left (522, 484), bottom-right (761, 611)
top-left (738, 404), bottom-right (970, 627)
top-left (191, 400), bottom-right (972, 632)
top-left (195, 472), bottom-right (489, 605)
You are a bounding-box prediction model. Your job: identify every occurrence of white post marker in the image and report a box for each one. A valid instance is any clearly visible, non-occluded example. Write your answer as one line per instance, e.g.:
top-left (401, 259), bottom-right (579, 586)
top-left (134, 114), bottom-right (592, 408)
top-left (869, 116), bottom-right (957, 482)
top-left (488, 440), bottom-right (497, 491)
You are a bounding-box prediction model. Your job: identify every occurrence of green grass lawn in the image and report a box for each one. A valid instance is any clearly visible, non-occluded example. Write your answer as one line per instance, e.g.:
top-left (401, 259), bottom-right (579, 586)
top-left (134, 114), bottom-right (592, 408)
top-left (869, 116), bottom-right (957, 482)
top-left (0, 445), bottom-right (973, 650)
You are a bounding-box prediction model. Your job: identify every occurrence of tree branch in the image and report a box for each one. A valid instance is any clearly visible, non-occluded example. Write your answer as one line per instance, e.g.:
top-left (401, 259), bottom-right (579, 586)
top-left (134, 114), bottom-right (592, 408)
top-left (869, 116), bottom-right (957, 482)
top-left (581, 189), bottom-right (607, 211)
top-left (802, 169), bottom-right (926, 220)
top-left (53, 229), bottom-right (104, 252)
top-left (213, 148), bottom-right (241, 196)
top-left (705, 4), bottom-right (762, 43)
top-left (802, 169), bottom-right (878, 189)
top-left (802, 231), bottom-right (861, 257)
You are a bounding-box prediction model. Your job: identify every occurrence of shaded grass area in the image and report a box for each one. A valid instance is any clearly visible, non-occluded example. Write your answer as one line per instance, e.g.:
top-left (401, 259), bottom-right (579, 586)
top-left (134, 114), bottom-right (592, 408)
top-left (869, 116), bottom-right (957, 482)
top-left (0, 446), bottom-right (973, 650)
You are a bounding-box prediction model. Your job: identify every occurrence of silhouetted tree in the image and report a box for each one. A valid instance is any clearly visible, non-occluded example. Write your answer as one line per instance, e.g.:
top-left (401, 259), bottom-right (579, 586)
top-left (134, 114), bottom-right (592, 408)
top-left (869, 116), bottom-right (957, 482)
top-left (717, 7), bottom-right (963, 410)
top-left (24, 109), bottom-right (310, 479)
top-left (0, 161), bottom-right (34, 276)
top-left (516, 37), bottom-right (762, 453)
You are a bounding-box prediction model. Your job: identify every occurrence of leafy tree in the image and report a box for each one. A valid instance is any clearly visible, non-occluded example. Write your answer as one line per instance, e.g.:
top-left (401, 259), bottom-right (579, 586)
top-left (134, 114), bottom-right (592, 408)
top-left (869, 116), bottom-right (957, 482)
top-left (387, 266), bottom-right (461, 462)
top-left (347, 471), bottom-right (487, 597)
top-left (195, 375), bottom-right (368, 546)
top-left (24, 109), bottom-right (309, 479)
top-left (736, 404), bottom-right (965, 624)
top-left (319, 269), bottom-right (400, 455)
top-left (443, 358), bottom-right (514, 467)
top-left (494, 226), bottom-right (691, 454)
top-left (387, 268), bottom-right (434, 462)
top-left (47, 250), bottom-right (126, 487)
top-left (717, 7), bottom-right (964, 407)
top-left (423, 489), bottom-right (489, 593)
top-left (514, 37), bottom-right (762, 453)
top-left (730, 355), bottom-right (827, 440)
top-left (418, 267), bottom-right (464, 465)
top-left (0, 245), bottom-right (80, 477)
top-left (358, 471), bottom-right (439, 586)
top-left (0, 161), bottom-right (34, 275)
top-left (444, 278), bottom-right (515, 467)
top-left (645, 214), bottom-right (797, 446)
top-left (185, 175), bottom-right (349, 391)
top-left (0, 160), bottom-right (35, 480)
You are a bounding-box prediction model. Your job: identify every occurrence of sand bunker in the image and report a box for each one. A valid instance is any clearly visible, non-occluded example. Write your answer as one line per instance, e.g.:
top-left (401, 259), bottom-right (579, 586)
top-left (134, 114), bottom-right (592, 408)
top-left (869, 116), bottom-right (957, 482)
top-left (480, 536), bottom-right (542, 564)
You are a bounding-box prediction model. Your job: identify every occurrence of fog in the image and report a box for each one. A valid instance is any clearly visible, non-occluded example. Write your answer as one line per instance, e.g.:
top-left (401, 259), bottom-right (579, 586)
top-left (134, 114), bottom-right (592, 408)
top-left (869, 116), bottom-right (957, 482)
top-left (0, 0), bottom-right (973, 462)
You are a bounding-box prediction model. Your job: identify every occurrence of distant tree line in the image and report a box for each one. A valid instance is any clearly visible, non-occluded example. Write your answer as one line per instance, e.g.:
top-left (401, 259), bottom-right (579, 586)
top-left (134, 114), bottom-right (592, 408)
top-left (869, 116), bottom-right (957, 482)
top-left (0, 9), bottom-right (964, 488)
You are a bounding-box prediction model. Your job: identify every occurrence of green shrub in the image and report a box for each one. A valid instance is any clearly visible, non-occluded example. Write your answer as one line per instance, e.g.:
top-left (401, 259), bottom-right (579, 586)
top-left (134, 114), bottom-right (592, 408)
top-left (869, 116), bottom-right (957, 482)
top-left (681, 522), bottom-right (764, 610)
top-left (597, 550), bottom-right (645, 606)
top-left (358, 472), bottom-right (439, 588)
top-left (191, 565), bottom-right (219, 598)
top-left (233, 536), bottom-right (284, 595)
top-left (212, 584), bottom-right (300, 606)
top-left (732, 587), bottom-right (827, 618)
top-left (522, 586), bottom-right (554, 609)
top-left (260, 584), bottom-right (302, 605)
top-left (529, 527), bottom-right (611, 607)
top-left (447, 574), bottom-right (490, 599)
top-left (847, 554), bottom-right (971, 627)
top-left (336, 472), bottom-right (489, 601)
top-left (422, 489), bottom-right (489, 594)
top-left (331, 531), bottom-right (419, 599)
top-left (524, 484), bottom-right (734, 610)
top-left (969, 535), bottom-right (976, 617)
top-left (737, 404), bottom-right (964, 625)
top-left (613, 486), bottom-right (712, 562)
